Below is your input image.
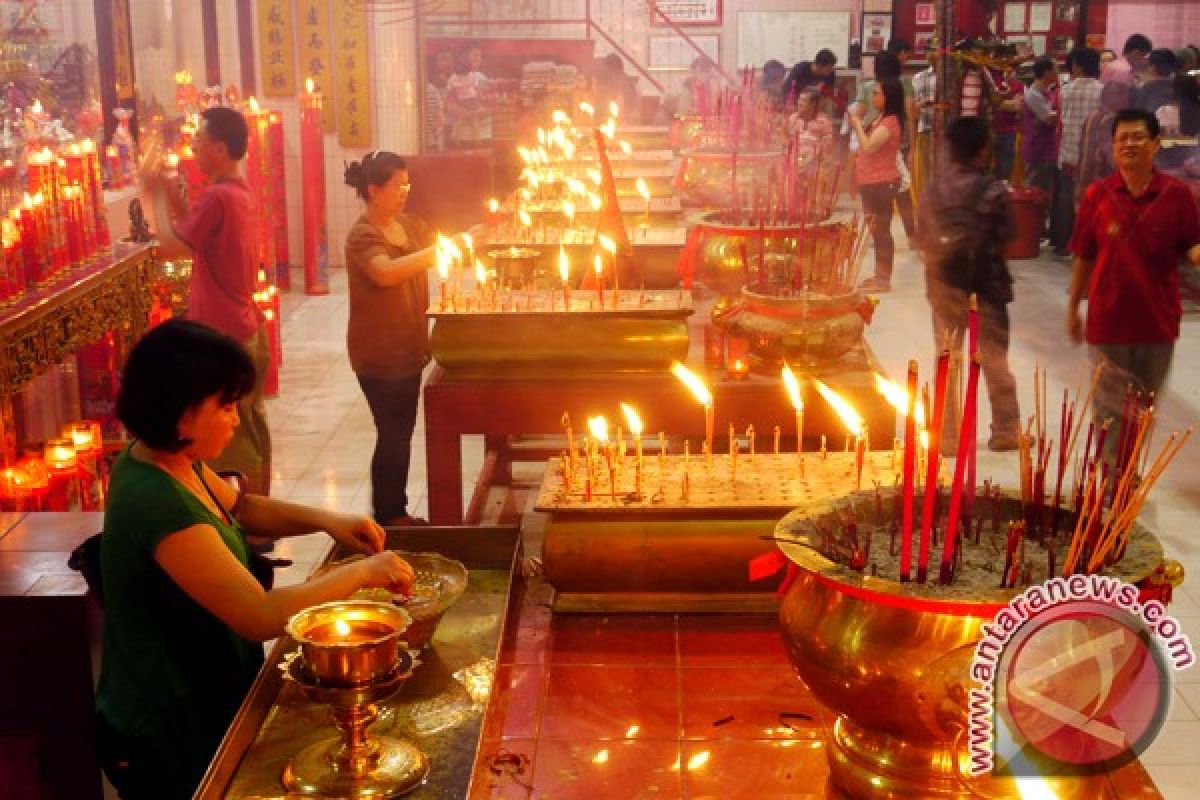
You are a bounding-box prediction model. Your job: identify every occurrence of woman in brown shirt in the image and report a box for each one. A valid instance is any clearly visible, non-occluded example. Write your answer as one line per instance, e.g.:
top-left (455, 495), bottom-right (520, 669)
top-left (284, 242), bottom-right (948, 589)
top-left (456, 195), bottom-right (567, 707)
top-left (343, 152), bottom-right (474, 525)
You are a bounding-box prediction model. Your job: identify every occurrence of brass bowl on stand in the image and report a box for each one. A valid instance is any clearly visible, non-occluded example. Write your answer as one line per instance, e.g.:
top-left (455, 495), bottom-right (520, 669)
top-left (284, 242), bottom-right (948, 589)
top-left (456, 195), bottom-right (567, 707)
top-left (487, 246), bottom-right (541, 289)
top-left (774, 492), bottom-right (1176, 800)
top-left (720, 287), bottom-right (876, 367)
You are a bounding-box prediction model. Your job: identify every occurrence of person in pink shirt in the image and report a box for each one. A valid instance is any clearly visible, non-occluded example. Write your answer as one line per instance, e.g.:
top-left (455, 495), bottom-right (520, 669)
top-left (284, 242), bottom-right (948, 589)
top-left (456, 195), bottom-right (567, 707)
top-left (141, 107), bottom-right (271, 495)
top-left (850, 78), bottom-right (905, 292)
top-left (1101, 34), bottom-right (1152, 86)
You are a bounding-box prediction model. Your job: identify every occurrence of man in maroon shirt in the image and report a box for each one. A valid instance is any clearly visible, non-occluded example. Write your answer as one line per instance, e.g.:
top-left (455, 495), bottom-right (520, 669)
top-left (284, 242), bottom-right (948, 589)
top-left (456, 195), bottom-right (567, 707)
top-left (142, 107), bottom-right (271, 493)
top-left (1067, 109), bottom-right (1200, 430)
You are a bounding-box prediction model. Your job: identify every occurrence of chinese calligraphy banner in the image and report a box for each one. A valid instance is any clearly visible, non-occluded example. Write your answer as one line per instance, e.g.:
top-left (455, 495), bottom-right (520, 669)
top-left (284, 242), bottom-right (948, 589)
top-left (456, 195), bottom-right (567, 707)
top-left (257, 0), bottom-right (297, 97)
top-left (297, 0), bottom-right (335, 132)
top-left (112, 0), bottom-right (135, 100)
top-left (333, 0), bottom-right (371, 147)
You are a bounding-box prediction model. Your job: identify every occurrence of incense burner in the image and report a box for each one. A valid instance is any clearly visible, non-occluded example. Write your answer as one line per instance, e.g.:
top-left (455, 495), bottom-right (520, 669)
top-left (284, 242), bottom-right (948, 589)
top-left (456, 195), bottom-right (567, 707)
top-left (674, 148), bottom-right (781, 208)
top-left (775, 491), bottom-right (1178, 799)
top-left (719, 287), bottom-right (876, 367)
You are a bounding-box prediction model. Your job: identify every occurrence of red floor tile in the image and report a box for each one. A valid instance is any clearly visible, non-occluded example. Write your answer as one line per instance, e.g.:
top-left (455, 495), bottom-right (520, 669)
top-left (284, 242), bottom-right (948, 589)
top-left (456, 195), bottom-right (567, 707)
top-left (540, 666), bottom-right (681, 740)
top-left (680, 667), bottom-right (830, 741)
top-left (499, 602), bottom-right (553, 666)
top-left (531, 739), bottom-right (683, 799)
top-left (680, 740), bottom-right (830, 799)
top-left (677, 613), bottom-right (791, 668)
top-left (549, 614), bottom-right (678, 666)
top-left (483, 663), bottom-right (547, 740)
top-left (469, 739), bottom-right (537, 800)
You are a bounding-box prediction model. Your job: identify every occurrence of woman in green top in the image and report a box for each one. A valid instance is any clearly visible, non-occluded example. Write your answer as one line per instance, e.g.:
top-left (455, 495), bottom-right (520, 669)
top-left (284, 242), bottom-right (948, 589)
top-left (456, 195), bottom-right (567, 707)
top-left (96, 319), bottom-right (415, 799)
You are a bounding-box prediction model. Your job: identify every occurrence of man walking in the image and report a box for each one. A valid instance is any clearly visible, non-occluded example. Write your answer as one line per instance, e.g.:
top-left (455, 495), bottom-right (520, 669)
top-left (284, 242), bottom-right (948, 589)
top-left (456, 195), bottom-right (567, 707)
top-left (1021, 58), bottom-right (1059, 238)
top-left (919, 117), bottom-right (1021, 451)
top-left (1054, 47), bottom-right (1104, 257)
top-left (1067, 109), bottom-right (1200, 428)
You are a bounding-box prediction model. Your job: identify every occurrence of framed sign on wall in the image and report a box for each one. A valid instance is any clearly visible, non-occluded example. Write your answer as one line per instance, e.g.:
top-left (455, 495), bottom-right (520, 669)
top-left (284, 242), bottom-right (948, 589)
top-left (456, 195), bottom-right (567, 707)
top-left (650, 0), bottom-right (721, 27)
top-left (862, 13), bottom-right (892, 55)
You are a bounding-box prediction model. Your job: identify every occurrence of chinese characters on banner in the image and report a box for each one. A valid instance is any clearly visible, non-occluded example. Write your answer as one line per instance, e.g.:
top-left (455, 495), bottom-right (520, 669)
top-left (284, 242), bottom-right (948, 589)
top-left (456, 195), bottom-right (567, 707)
top-left (297, 0), bottom-right (335, 132)
top-left (111, 0), bottom-right (135, 100)
top-left (257, 0), bottom-right (297, 97)
top-left (333, 0), bottom-right (371, 147)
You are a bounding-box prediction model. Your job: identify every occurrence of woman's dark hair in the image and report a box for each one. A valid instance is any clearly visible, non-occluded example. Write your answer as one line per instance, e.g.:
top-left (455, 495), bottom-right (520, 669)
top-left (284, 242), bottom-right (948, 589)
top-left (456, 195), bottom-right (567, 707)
top-left (343, 151), bottom-right (408, 202)
top-left (200, 107), bottom-right (248, 161)
top-left (1148, 48), bottom-right (1178, 77)
top-left (1175, 72), bottom-right (1200, 135)
top-left (874, 52), bottom-right (902, 81)
top-left (117, 320), bottom-right (255, 452)
top-left (948, 116), bottom-right (991, 163)
top-left (878, 76), bottom-right (907, 126)
top-left (1033, 57), bottom-right (1056, 80)
top-left (1111, 108), bottom-right (1161, 138)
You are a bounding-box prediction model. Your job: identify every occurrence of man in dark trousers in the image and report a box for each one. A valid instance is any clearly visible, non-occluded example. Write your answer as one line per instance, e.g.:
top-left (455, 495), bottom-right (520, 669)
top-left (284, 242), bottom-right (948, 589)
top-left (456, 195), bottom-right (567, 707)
top-left (1068, 108), bottom-right (1200, 431)
top-left (919, 117), bottom-right (1021, 451)
top-left (141, 107), bottom-right (272, 494)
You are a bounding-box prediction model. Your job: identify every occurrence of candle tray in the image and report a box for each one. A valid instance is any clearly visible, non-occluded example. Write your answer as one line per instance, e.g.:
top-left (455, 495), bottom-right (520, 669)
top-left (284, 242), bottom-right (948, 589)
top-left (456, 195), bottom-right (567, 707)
top-left (428, 289), bottom-right (693, 380)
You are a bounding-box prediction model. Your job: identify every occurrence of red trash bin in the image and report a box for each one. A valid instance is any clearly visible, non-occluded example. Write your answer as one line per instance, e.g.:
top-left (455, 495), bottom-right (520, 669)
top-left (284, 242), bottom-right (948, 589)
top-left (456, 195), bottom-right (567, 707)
top-left (1005, 186), bottom-right (1048, 260)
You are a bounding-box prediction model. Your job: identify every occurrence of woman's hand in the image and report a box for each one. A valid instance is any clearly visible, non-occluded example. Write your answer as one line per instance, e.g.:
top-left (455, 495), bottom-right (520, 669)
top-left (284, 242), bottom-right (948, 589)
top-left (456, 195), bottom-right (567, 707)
top-left (325, 514), bottom-right (387, 555)
top-left (354, 551), bottom-right (416, 595)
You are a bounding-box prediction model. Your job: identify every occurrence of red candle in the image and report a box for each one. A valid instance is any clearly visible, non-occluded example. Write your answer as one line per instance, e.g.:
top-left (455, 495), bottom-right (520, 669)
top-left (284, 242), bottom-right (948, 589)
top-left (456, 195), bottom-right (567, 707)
top-left (939, 354), bottom-right (981, 583)
top-left (917, 349), bottom-right (951, 584)
top-left (82, 140), bottom-right (111, 249)
top-left (18, 195), bottom-right (41, 286)
top-left (899, 359), bottom-right (918, 581)
top-left (43, 438), bottom-right (81, 512)
top-left (301, 79), bottom-right (329, 295)
top-left (268, 111), bottom-right (290, 289)
top-left (966, 296), bottom-right (979, 514)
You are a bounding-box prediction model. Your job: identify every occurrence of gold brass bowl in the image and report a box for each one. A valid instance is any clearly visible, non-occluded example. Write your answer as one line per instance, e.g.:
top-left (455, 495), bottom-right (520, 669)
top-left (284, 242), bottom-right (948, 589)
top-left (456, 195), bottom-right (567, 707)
top-left (282, 650), bottom-right (429, 797)
top-left (775, 492), bottom-right (1169, 799)
top-left (486, 246), bottom-right (540, 289)
top-left (285, 601), bottom-right (412, 688)
top-left (721, 287), bottom-right (876, 367)
top-left (675, 148), bottom-right (780, 208)
top-left (355, 552), bottom-right (469, 650)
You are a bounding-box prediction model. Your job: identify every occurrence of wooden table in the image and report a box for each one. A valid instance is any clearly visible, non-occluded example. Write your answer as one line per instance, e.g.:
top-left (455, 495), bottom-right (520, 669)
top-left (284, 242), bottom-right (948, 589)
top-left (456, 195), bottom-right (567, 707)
top-left (423, 345), bottom-right (894, 525)
top-left (0, 511), bottom-right (105, 800)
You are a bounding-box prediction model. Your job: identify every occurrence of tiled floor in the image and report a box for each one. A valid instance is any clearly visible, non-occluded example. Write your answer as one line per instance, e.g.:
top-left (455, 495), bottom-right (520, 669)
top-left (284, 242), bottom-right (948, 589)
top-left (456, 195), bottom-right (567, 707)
top-left (266, 226), bottom-right (1200, 796)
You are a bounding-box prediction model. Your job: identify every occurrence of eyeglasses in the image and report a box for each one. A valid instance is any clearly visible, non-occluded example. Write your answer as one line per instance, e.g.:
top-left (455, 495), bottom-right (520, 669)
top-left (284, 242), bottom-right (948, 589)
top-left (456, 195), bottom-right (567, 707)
top-left (1114, 133), bottom-right (1153, 145)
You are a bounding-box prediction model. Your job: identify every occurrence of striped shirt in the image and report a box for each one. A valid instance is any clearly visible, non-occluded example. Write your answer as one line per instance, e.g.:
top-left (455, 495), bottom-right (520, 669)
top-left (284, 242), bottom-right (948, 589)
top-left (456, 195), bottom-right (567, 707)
top-left (1058, 77), bottom-right (1103, 167)
top-left (912, 67), bottom-right (936, 133)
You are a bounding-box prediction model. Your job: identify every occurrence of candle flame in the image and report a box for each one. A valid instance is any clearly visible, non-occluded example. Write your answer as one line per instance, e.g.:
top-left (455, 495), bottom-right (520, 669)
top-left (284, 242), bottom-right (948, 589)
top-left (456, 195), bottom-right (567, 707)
top-left (609, 101), bottom-right (620, 118)
top-left (516, 146), bottom-right (532, 163)
top-left (873, 374), bottom-right (910, 413)
top-left (781, 364), bottom-right (803, 411)
top-left (587, 415), bottom-right (609, 442)
top-left (551, 109), bottom-right (568, 124)
top-left (81, 139), bottom-right (96, 153)
top-left (620, 403), bottom-right (643, 436)
top-left (248, 96), bottom-right (260, 113)
top-left (671, 362), bottom-right (713, 407)
top-left (461, 232), bottom-right (473, 252)
top-left (588, 192), bottom-right (602, 210)
top-left (305, 77), bottom-right (316, 94)
top-left (562, 199), bottom-right (576, 220)
top-left (593, 252), bottom-right (603, 277)
top-left (333, 618), bottom-right (352, 637)
top-left (618, 140), bottom-right (633, 155)
top-left (166, 153), bottom-right (179, 168)
top-left (558, 246), bottom-right (570, 282)
top-left (1015, 779), bottom-right (1060, 800)
top-left (814, 380), bottom-right (865, 437)
top-left (475, 259), bottom-right (487, 285)
top-left (565, 177), bottom-right (587, 195)
top-left (635, 178), bottom-right (650, 203)
top-left (518, 209), bottom-right (532, 227)
top-left (487, 197), bottom-right (499, 213)
top-left (600, 119), bottom-right (616, 139)
top-left (587, 168), bottom-right (603, 185)
top-left (597, 233), bottom-right (617, 255)
top-left (579, 101), bottom-right (595, 116)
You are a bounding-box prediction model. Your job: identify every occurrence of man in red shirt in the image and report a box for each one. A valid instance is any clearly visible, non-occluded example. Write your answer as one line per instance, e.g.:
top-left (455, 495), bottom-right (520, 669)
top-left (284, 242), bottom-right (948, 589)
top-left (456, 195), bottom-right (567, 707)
top-left (142, 107), bottom-right (271, 493)
top-left (1067, 109), bottom-right (1200, 429)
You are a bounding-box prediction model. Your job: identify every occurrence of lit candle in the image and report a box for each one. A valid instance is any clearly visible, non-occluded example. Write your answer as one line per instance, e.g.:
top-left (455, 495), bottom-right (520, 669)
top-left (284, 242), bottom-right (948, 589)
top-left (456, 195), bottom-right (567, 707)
top-left (559, 245), bottom-right (570, 309)
top-left (593, 252), bottom-right (604, 306)
top-left (814, 380), bottom-right (866, 486)
top-left (621, 403), bottom-right (644, 496)
top-left (301, 78), bottom-right (329, 295)
top-left (671, 362), bottom-right (714, 463)
top-left (900, 360), bottom-right (918, 582)
top-left (781, 364), bottom-right (804, 478)
top-left (475, 259), bottom-right (488, 309)
top-left (597, 233), bottom-right (618, 306)
top-left (635, 177), bottom-right (651, 227)
top-left (43, 437), bottom-right (80, 511)
top-left (917, 349), bottom-right (952, 584)
top-left (435, 236), bottom-right (450, 310)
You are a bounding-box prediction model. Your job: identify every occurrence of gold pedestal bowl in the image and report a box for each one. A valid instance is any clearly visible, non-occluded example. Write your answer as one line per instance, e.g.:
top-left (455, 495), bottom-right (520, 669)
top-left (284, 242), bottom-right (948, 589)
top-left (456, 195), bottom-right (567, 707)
top-left (775, 494), bottom-right (1174, 799)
